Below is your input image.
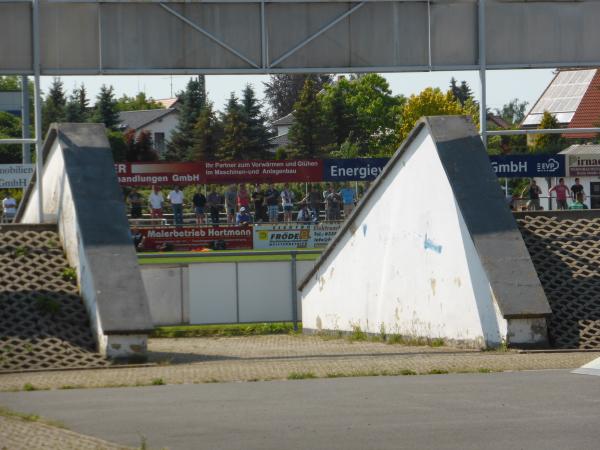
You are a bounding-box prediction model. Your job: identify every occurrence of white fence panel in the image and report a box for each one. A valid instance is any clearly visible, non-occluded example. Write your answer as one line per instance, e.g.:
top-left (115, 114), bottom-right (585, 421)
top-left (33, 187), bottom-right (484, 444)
top-left (189, 263), bottom-right (237, 324)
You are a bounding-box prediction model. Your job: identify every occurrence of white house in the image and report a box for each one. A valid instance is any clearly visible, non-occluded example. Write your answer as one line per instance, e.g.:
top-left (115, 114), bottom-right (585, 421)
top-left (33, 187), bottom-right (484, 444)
top-left (118, 108), bottom-right (179, 156)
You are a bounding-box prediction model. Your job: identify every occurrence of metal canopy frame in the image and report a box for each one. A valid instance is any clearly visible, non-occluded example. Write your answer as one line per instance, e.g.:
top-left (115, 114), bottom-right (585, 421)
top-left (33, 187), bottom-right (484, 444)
top-left (3, 0), bottom-right (600, 223)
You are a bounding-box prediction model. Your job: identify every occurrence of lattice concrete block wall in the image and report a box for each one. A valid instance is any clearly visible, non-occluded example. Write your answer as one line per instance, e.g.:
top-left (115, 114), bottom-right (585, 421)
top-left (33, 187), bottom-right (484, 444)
top-left (0, 225), bottom-right (108, 371)
top-left (517, 214), bottom-right (600, 349)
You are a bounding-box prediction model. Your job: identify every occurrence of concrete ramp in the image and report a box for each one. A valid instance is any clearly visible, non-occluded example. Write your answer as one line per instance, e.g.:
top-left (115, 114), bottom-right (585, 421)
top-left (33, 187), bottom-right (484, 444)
top-left (573, 357), bottom-right (600, 376)
top-left (16, 123), bottom-right (153, 359)
top-left (516, 211), bottom-right (600, 349)
top-left (299, 116), bottom-right (551, 348)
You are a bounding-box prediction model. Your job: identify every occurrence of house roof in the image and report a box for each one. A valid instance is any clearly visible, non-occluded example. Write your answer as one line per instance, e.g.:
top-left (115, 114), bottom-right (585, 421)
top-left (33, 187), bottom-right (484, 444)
top-left (118, 108), bottom-right (177, 131)
top-left (272, 113), bottom-right (294, 126)
top-left (564, 70), bottom-right (600, 138)
top-left (156, 98), bottom-right (180, 109)
top-left (559, 144), bottom-right (600, 155)
top-left (522, 69), bottom-right (598, 128)
top-left (268, 132), bottom-right (289, 149)
top-left (486, 113), bottom-right (510, 130)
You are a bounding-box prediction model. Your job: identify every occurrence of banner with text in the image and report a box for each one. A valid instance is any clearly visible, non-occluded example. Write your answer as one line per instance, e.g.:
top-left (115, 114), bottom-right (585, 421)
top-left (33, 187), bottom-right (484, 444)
top-left (253, 223), bottom-right (341, 249)
top-left (138, 226), bottom-right (252, 251)
top-left (0, 164), bottom-right (34, 188)
top-left (488, 155), bottom-right (565, 178)
top-left (566, 154), bottom-right (600, 177)
top-left (115, 162), bottom-right (203, 186)
top-left (323, 158), bottom-right (388, 181)
top-left (203, 160), bottom-right (322, 184)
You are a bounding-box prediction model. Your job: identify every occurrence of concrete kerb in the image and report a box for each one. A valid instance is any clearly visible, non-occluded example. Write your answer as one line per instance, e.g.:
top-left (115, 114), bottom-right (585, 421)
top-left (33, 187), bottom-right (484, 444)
top-left (0, 336), bottom-right (598, 392)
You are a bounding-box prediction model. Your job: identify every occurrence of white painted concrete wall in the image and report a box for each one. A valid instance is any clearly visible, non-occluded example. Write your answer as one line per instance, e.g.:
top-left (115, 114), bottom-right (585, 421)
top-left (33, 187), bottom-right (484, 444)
top-left (20, 138), bottom-right (147, 358)
top-left (141, 260), bottom-right (314, 325)
top-left (301, 131), bottom-right (507, 347)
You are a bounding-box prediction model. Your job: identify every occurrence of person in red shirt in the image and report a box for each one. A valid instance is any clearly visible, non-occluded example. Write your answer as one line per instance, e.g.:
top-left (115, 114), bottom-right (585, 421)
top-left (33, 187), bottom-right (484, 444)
top-left (237, 184), bottom-right (250, 211)
top-left (549, 178), bottom-right (571, 210)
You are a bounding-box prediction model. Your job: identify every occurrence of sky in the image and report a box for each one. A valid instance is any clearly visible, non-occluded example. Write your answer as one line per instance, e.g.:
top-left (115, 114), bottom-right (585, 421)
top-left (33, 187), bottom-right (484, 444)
top-left (41, 69), bottom-right (555, 116)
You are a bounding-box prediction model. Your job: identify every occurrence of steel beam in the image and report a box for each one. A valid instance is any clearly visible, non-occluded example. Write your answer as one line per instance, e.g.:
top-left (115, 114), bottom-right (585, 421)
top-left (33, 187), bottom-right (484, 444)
top-left (159, 2), bottom-right (260, 69)
top-left (478, 0), bottom-right (486, 148)
top-left (33, 0), bottom-right (44, 222)
top-left (270, 2), bottom-right (365, 68)
top-left (0, 138), bottom-right (36, 145)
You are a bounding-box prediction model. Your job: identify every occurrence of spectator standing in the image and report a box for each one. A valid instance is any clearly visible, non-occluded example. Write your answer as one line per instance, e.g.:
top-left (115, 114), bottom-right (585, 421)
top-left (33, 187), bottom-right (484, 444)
top-left (2, 192), bottom-right (17, 223)
top-left (264, 183), bottom-right (280, 222)
top-left (302, 185), bottom-right (322, 222)
top-left (324, 186), bottom-right (341, 221)
top-left (131, 227), bottom-right (145, 250)
top-left (549, 178), bottom-right (571, 210)
top-left (192, 188), bottom-right (207, 225)
top-left (571, 178), bottom-right (585, 201)
top-left (521, 179), bottom-right (542, 211)
top-left (168, 186), bottom-right (185, 226)
top-left (128, 189), bottom-right (144, 218)
top-left (281, 183), bottom-right (294, 222)
top-left (252, 184), bottom-right (266, 222)
top-left (207, 188), bottom-right (222, 224)
top-left (149, 185), bottom-right (164, 218)
top-left (237, 184), bottom-right (250, 211)
top-left (224, 184), bottom-right (238, 225)
top-left (569, 192), bottom-right (588, 210)
top-left (339, 184), bottom-right (356, 218)
top-left (236, 206), bottom-right (252, 225)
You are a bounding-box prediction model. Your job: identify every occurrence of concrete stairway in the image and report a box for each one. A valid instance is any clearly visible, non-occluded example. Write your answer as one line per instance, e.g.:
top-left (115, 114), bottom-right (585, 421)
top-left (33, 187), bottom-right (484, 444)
top-left (0, 224), bottom-right (108, 372)
top-left (516, 212), bottom-right (600, 349)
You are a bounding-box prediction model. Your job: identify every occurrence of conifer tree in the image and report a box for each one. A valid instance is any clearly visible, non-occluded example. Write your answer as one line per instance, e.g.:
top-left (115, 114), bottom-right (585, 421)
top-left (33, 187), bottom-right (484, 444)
top-left (92, 84), bottom-right (120, 130)
top-left (288, 77), bottom-right (329, 158)
top-left (42, 77), bottom-right (67, 133)
top-left (189, 103), bottom-right (222, 161)
top-left (165, 76), bottom-right (207, 160)
top-left (531, 111), bottom-right (566, 154)
top-left (240, 84), bottom-right (272, 158)
top-left (217, 93), bottom-right (249, 160)
top-left (65, 84), bottom-right (90, 123)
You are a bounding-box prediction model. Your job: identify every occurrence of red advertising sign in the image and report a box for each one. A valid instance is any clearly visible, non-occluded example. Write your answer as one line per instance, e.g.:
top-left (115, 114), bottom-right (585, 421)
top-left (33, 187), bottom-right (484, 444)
top-left (138, 226), bottom-right (253, 251)
top-left (201, 160), bottom-right (323, 184)
top-left (115, 162), bottom-right (203, 186)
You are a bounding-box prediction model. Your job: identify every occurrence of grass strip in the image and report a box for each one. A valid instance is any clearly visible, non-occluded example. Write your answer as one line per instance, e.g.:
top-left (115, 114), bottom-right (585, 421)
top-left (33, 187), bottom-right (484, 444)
top-left (151, 322), bottom-right (301, 338)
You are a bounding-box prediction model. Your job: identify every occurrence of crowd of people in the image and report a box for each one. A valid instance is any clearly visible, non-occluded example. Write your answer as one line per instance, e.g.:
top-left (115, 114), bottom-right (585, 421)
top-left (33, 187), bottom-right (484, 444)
top-left (127, 183), bottom-right (363, 226)
top-left (519, 178), bottom-right (588, 211)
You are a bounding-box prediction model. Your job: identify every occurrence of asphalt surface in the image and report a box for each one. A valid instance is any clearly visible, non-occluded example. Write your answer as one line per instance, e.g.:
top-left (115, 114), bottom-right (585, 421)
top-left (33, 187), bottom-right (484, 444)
top-left (1, 370), bottom-right (599, 450)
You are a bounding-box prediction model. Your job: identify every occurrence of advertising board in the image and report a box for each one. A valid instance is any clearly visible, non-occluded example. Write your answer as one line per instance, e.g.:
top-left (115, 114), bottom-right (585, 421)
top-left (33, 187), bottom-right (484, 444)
top-left (137, 226), bottom-right (253, 251)
top-left (488, 155), bottom-right (565, 178)
top-left (0, 164), bottom-right (34, 188)
top-left (203, 160), bottom-right (322, 184)
top-left (115, 162), bottom-right (203, 186)
top-left (253, 223), bottom-right (341, 249)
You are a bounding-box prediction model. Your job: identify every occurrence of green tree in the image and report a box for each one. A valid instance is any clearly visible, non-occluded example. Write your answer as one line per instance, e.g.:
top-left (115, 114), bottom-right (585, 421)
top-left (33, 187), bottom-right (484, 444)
top-left (396, 87), bottom-right (479, 147)
top-left (263, 74), bottom-right (332, 119)
top-left (165, 76), bottom-right (207, 160)
top-left (0, 76), bottom-right (20, 91)
top-left (189, 103), bottom-right (222, 161)
top-left (92, 85), bottom-right (120, 130)
top-left (240, 84), bottom-right (272, 158)
top-left (322, 74), bottom-right (404, 155)
top-left (449, 78), bottom-right (474, 107)
top-left (116, 92), bottom-right (162, 112)
top-left (65, 84), bottom-right (90, 122)
top-left (530, 111), bottom-right (566, 154)
top-left (42, 77), bottom-right (67, 133)
top-left (216, 93), bottom-right (249, 160)
top-left (496, 98), bottom-right (528, 125)
top-left (0, 111), bottom-right (22, 163)
top-left (106, 130), bottom-right (127, 162)
top-left (288, 77), bottom-right (330, 158)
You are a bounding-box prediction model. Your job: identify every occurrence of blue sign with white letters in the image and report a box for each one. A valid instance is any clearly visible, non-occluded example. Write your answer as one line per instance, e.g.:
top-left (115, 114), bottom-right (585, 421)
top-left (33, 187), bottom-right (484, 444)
top-left (323, 158), bottom-right (389, 181)
top-left (488, 155), bottom-right (565, 178)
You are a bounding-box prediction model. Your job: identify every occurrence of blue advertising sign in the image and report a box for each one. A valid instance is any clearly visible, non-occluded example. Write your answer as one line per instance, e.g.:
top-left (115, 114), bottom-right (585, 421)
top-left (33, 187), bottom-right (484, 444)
top-left (323, 158), bottom-right (389, 181)
top-left (489, 155), bottom-right (565, 178)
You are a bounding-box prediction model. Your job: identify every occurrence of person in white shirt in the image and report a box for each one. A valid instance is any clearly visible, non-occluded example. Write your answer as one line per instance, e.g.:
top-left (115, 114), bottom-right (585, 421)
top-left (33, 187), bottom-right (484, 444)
top-left (280, 183), bottom-right (294, 222)
top-left (149, 185), bottom-right (164, 218)
top-left (2, 192), bottom-right (17, 223)
top-left (168, 185), bottom-right (185, 226)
